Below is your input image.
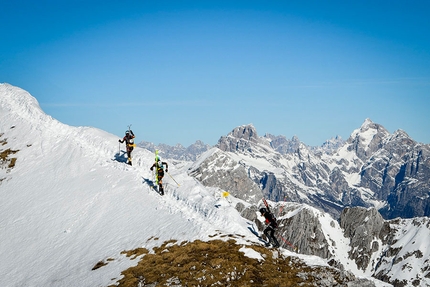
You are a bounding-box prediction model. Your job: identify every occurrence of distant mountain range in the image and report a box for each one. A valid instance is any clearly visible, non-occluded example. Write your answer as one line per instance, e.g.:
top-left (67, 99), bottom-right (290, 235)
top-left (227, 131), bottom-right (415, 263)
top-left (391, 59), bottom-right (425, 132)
top-left (137, 140), bottom-right (211, 161)
top-left (185, 121), bottom-right (430, 286)
top-left (3, 83), bottom-right (430, 286)
top-left (141, 120), bottom-right (430, 220)
top-left (138, 132), bottom-right (345, 161)
top-left (139, 122), bottom-right (430, 285)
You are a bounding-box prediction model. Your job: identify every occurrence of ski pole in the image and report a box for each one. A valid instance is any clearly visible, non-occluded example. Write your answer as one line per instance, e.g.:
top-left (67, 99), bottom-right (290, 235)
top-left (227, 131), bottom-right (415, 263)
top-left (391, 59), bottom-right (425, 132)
top-left (166, 172), bottom-right (180, 186)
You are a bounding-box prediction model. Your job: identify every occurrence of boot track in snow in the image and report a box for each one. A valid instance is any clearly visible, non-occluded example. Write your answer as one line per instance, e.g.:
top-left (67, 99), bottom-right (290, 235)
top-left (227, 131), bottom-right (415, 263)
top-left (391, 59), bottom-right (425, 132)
top-left (142, 177), bottom-right (164, 196)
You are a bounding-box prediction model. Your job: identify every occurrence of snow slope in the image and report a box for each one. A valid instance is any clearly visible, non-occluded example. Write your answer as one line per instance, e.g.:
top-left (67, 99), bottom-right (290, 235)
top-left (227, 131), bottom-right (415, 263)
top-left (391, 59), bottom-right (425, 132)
top-left (0, 84), bottom-right (393, 287)
top-left (0, 84), bottom-right (256, 287)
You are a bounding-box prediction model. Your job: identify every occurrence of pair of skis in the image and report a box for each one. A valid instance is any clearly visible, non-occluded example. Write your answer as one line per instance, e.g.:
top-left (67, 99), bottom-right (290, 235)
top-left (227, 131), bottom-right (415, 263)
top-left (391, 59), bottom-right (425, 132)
top-left (126, 124), bottom-right (135, 166)
top-left (261, 197), bottom-right (297, 251)
top-left (153, 150), bottom-right (164, 195)
top-left (151, 150), bottom-right (180, 195)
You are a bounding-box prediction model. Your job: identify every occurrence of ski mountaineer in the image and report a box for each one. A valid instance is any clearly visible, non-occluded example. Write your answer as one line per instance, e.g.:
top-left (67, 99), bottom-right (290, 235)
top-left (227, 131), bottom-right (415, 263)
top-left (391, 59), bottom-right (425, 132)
top-left (118, 130), bottom-right (135, 165)
top-left (259, 207), bottom-right (280, 248)
top-left (150, 156), bottom-right (168, 195)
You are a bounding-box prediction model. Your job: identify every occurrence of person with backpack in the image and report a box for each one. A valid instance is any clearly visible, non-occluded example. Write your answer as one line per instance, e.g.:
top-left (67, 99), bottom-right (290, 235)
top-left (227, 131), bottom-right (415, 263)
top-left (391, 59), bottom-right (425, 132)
top-left (119, 130), bottom-right (135, 165)
top-left (259, 207), bottom-right (280, 248)
top-left (150, 156), bottom-right (168, 194)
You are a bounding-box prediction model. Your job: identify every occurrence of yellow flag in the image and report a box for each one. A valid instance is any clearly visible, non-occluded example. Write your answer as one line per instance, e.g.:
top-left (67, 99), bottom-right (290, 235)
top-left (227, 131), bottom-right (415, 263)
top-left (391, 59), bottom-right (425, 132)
top-left (222, 191), bottom-right (230, 198)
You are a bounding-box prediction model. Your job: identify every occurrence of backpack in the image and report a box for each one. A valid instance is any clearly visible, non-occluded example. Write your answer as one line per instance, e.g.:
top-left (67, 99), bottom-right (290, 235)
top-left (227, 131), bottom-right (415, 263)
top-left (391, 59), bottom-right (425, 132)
top-left (266, 212), bottom-right (278, 228)
top-left (157, 161), bottom-right (164, 170)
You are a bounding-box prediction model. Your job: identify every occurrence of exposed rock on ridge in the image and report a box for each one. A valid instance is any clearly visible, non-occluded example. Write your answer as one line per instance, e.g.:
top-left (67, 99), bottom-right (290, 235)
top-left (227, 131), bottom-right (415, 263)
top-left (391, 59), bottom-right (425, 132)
top-left (187, 148), bottom-right (262, 204)
top-left (191, 121), bottom-right (430, 220)
top-left (239, 202), bottom-right (430, 287)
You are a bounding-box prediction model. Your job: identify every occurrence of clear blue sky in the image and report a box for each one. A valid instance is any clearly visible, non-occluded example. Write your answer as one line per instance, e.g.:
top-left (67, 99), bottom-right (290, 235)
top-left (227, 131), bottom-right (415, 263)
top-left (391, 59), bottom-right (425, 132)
top-left (1, 0), bottom-right (429, 146)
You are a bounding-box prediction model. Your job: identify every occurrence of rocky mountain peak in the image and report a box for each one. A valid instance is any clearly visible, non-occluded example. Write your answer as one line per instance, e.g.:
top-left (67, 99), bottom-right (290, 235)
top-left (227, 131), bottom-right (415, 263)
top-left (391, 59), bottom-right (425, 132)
top-left (216, 124), bottom-right (266, 153)
top-left (193, 140), bottom-right (207, 147)
top-left (311, 135), bottom-right (345, 155)
top-left (361, 117), bottom-right (374, 128)
top-left (391, 129), bottom-right (412, 142)
top-left (228, 124), bottom-right (259, 142)
top-left (263, 134), bottom-right (302, 154)
top-left (347, 118), bottom-right (390, 160)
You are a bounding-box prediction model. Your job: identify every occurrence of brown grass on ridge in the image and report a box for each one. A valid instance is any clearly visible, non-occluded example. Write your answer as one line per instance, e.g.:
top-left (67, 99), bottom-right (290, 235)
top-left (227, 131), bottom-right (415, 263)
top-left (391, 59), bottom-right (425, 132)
top-left (106, 238), bottom-right (350, 287)
top-left (0, 148), bottom-right (19, 169)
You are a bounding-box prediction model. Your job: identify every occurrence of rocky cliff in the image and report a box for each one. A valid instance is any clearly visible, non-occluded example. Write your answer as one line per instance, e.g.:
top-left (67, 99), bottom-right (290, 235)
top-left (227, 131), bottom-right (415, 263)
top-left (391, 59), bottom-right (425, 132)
top-left (238, 201), bottom-right (430, 287)
top-left (189, 120), bottom-right (430, 220)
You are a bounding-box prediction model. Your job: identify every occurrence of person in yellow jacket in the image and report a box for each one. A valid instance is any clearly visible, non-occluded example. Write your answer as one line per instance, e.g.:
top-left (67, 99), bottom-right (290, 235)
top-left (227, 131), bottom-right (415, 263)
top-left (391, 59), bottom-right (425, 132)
top-left (119, 130), bottom-right (135, 165)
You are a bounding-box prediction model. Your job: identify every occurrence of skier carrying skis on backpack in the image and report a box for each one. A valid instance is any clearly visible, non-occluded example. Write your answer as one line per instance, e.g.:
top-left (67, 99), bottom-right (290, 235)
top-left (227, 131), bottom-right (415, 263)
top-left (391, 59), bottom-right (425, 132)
top-left (259, 207), bottom-right (280, 248)
top-left (150, 156), bottom-right (168, 194)
top-left (118, 130), bottom-right (135, 165)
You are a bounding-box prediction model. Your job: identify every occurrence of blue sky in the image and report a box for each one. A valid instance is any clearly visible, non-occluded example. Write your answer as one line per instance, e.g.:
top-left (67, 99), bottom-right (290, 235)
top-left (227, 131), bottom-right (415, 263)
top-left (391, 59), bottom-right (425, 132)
top-left (1, 0), bottom-right (429, 146)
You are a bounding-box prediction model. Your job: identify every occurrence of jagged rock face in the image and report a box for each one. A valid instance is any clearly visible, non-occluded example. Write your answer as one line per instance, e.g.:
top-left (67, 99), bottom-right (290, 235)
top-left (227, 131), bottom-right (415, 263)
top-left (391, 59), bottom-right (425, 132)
top-left (278, 206), bottom-right (331, 259)
top-left (187, 148), bottom-right (262, 204)
top-left (375, 217), bottom-right (430, 287)
top-left (240, 202), bottom-right (430, 287)
top-left (241, 202), bottom-right (332, 259)
top-left (346, 119), bottom-right (391, 162)
top-left (259, 172), bottom-right (287, 201)
top-left (264, 134), bottom-right (301, 154)
top-left (359, 130), bottom-right (430, 219)
top-left (340, 207), bottom-right (384, 271)
top-left (192, 119), bottom-right (430, 220)
top-left (217, 124), bottom-right (272, 154)
top-left (312, 135), bottom-right (346, 156)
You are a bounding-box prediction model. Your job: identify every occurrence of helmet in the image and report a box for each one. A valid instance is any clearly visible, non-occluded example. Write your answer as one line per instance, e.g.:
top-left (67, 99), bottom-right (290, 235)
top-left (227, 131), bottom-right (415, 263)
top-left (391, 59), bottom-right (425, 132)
top-left (125, 131), bottom-right (130, 135)
top-left (259, 208), bottom-right (266, 214)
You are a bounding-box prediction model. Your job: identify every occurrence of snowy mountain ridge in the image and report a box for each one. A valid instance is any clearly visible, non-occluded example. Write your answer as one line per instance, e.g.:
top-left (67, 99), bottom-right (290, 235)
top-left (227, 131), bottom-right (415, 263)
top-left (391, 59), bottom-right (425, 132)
top-left (137, 126), bottom-right (344, 162)
top-left (2, 83), bottom-right (428, 286)
top-left (191, 121), bottom-right (430, 220)
top-left (0, 84), bottom-right (257, 286)
top-left (185, 115), bottom-right (430, 286)
top-left (137, 140), bottom-right (211, 161)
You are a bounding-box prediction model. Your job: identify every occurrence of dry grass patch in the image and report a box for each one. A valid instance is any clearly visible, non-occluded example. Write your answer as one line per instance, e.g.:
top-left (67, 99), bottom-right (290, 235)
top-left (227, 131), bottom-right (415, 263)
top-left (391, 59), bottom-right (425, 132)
top-left (108, 239), bottom-right (355, 287)
top-left (0, 148), bottom-right (19, 169)
top-left (0, 133), bottom-right (6, 146)
top-left (121, 247), bottom-right (149, 260)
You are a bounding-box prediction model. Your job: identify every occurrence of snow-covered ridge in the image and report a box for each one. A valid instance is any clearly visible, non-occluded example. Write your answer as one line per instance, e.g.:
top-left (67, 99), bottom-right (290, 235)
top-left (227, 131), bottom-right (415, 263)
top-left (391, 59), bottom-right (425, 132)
top-left (0, 83), bottom-right (46, 121)
top-left (3, 84), bottom-right (427, 287)
top-left (203, 115), bottom-right (430, 220)
top-left (5, 84), bottom-right (385, 287)
top-left (188, 113), bottom-right (430, 285)
top-left (0, 83), bottom-right (122, 163)
top-left (0, 84), bottom-right (262, 286)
